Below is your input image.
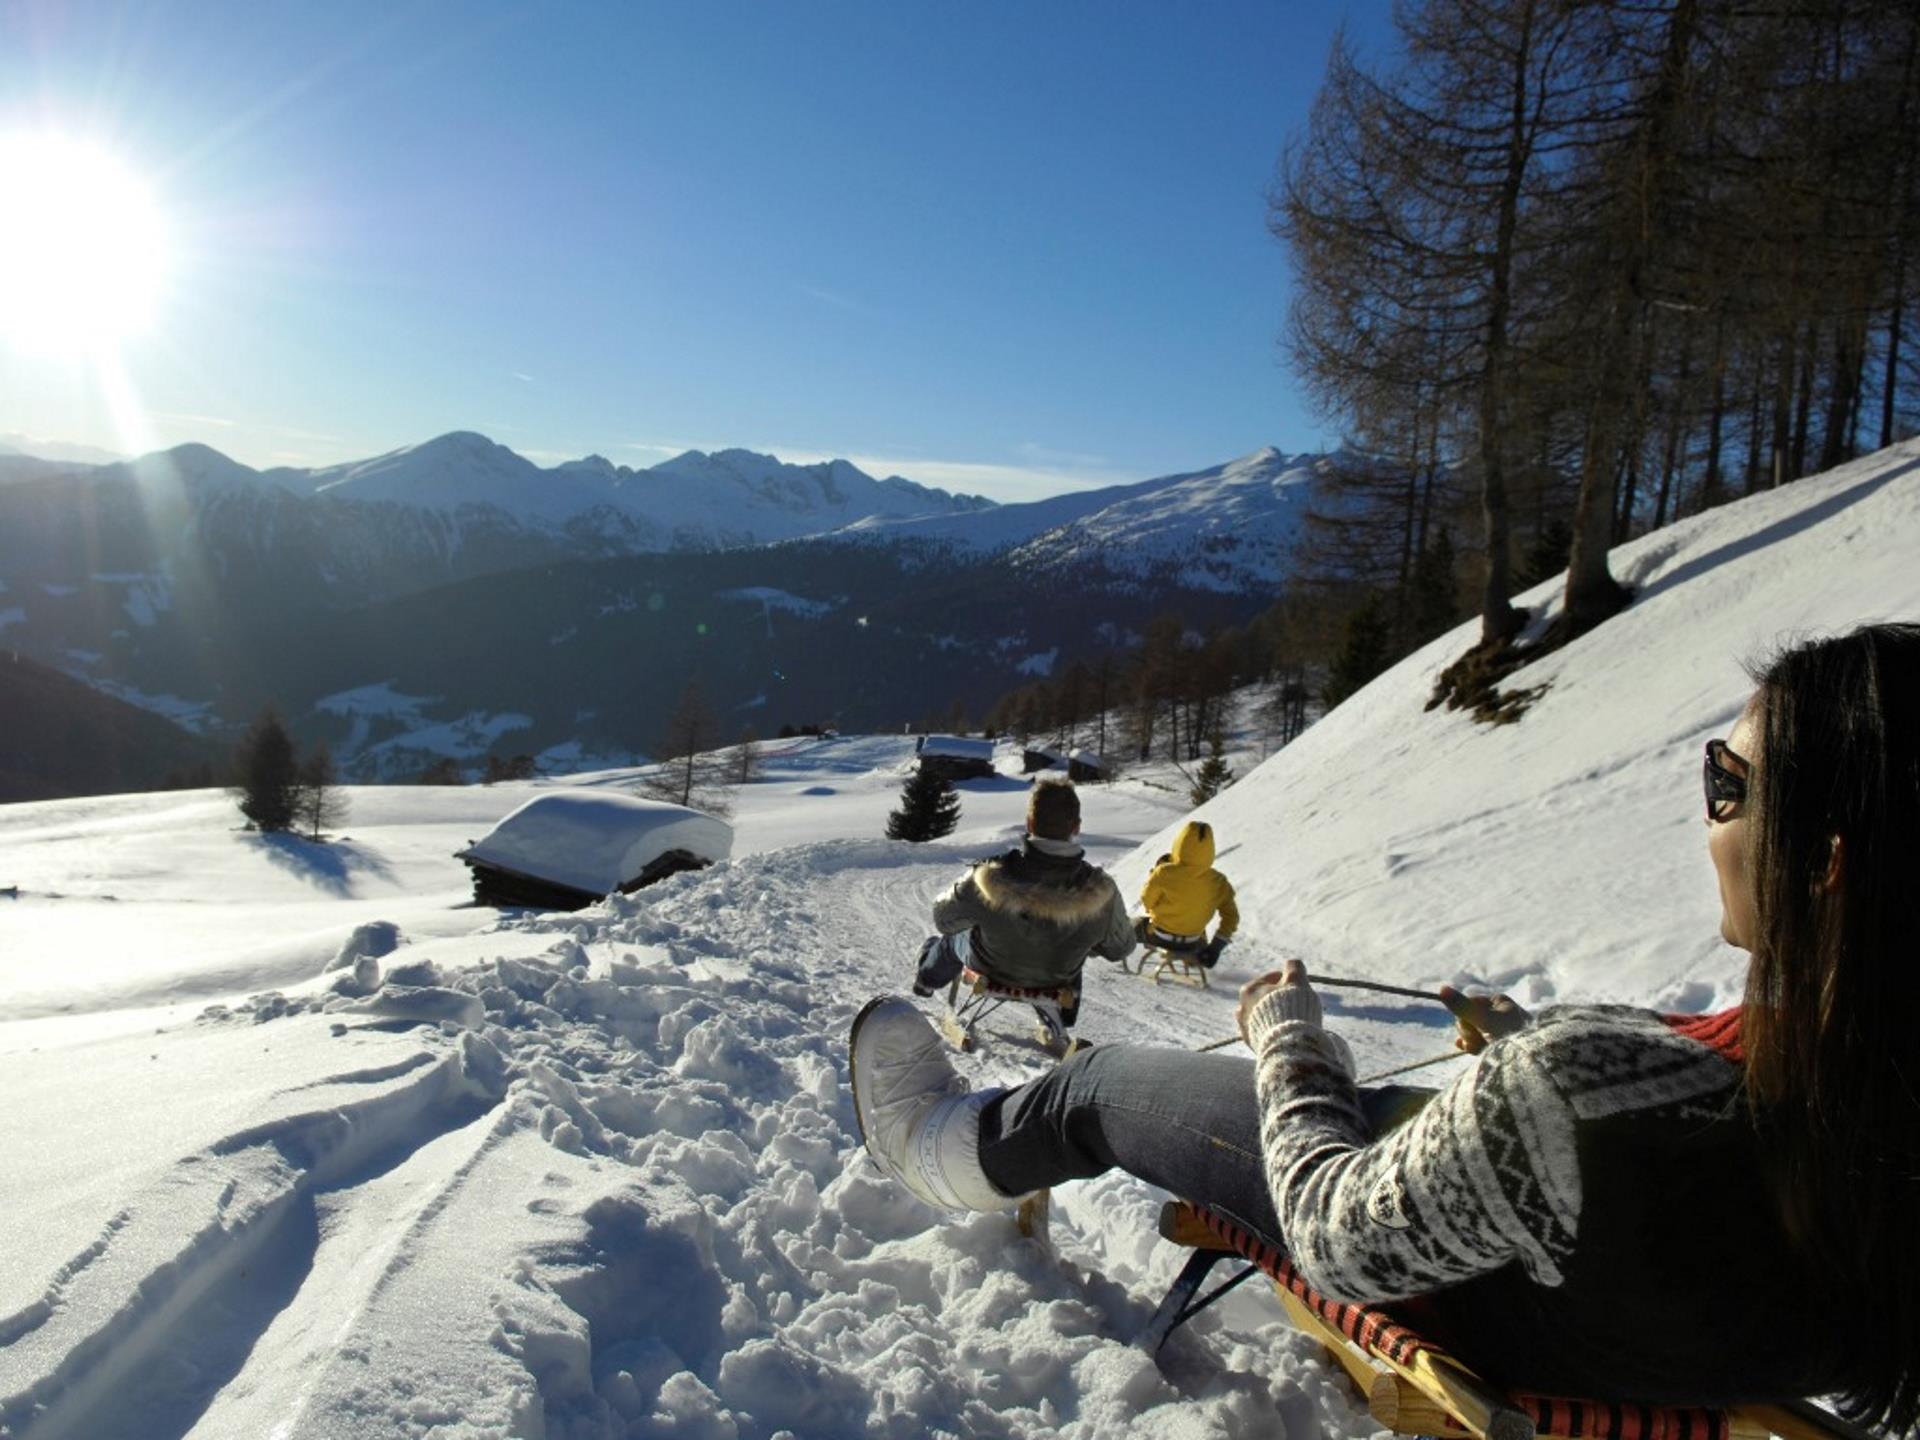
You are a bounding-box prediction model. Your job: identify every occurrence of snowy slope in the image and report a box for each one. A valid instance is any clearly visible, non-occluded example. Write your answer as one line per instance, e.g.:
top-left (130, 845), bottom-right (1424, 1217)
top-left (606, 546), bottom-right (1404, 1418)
top-left (838, 448), bottom-right (1324, 592)
top-left (1111, 438), bottom-right (1920, 1015)
top-left (304, 431), bottom-right (606, 521)
top-left (1, 440), bottom-right (1916, 1438)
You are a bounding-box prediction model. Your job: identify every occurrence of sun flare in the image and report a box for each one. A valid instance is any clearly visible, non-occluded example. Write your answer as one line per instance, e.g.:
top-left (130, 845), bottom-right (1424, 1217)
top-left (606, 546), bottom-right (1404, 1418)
top-left (0, 133), bottom-right (172, 355)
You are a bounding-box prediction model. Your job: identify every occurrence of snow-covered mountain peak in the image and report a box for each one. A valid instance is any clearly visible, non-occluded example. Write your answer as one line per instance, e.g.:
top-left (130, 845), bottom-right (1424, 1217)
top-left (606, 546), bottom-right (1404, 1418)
top-left (558, 454), bottom-right (622, 479)
top-left (1218, 445), bottom-right (1294, 481)
top-left (127, 442), bottom-right (270, 494)
top-left (832, 445), bottom-right (1319, 592)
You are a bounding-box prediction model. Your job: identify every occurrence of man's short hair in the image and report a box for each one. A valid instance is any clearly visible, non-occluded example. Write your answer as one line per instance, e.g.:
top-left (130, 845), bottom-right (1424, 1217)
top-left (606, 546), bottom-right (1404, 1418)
top-left (1027, 779), bottom-right (1080, 840)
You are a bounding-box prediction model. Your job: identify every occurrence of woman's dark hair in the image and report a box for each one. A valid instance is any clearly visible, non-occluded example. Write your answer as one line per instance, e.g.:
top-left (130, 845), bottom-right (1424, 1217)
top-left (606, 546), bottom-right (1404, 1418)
top-left (1742, 622), bottom-right (1920, 1433)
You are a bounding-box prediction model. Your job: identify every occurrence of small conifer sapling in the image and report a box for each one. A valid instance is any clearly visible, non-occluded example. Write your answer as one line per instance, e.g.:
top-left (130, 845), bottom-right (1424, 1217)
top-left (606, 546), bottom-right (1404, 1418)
top-left (886, 765), bottom-right (962, 842)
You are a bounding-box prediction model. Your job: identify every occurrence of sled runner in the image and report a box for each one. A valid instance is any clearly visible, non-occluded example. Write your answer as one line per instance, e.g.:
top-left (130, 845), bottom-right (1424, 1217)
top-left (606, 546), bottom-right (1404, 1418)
top-left (1145, 943), bottom-right (1209, 988)
top-left (1140, 1200), bottom-right (1868, 1440)
top-left (939, 966), bottom-right (1080, 1058)
top-left (1128, 926), bottom-right (1211, 987)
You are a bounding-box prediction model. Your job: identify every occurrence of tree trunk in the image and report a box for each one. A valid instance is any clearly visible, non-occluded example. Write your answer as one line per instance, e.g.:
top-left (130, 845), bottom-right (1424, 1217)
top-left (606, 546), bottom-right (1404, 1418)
top-left (1654, 334), bottom-right (1694, 528)
top-left (1614, 443), bottom-right (1640, 542)
top-left (1886, 18), bottom-right (1920, 449)
top-left (1702, 333), bottom-right (1728, 511)
top-left (1563, 0), bottom-right (1701, 637)
top-left (1819, 318), bottom-right (1861, 473)
top-left (1771, 332), bottom-right (1794, 487)
top-left (1655, 420), bottom-right (1687, 529)
top-left (1790, 320), bottom-right (1816, 479)
top-left (1473, 0), bottom-right (1538, 647)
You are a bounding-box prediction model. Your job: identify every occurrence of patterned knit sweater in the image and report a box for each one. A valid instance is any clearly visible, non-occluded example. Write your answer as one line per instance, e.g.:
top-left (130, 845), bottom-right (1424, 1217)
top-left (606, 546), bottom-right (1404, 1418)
top-left (1244, 987), bottom-right (1834, 1401)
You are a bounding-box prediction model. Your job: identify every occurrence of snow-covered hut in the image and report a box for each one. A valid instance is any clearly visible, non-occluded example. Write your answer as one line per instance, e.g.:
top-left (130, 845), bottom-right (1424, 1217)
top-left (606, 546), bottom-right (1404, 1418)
top-left (1067, 747), bottom-right (1110, 782)
top-left (455, 792), bottom-right (733, 911)
top-left (1021, 745), bottom-right (1066, 774)
top-left (914, 734), bottom-right (995, 781)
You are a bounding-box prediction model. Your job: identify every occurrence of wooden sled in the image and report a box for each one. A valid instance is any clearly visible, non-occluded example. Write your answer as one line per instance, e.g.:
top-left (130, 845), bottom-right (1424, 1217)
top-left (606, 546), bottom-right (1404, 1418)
top-left (1140, 1201), bottom-right (1871, 1440)
top-left (1134, 926), bottom-right (1210, 988)
top-left (1145, 944), bottom-right (1210, 988)
top-left (939, 967), bottom-right (1080, 1058)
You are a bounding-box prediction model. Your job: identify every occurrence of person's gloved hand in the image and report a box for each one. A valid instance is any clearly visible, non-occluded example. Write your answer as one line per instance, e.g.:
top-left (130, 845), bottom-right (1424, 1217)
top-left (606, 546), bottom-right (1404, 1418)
top-left (1439, 986), bottom-right (1531, 1053)
top-left (1201, 935), bottom-right (1228, 969)
top-left (1132, 914), bottom-right (1151, 945)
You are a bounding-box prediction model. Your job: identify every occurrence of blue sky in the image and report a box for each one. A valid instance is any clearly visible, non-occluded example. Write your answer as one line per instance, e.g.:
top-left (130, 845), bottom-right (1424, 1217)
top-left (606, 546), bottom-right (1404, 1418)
top-left (0, 2), bottom-right (1390, 502)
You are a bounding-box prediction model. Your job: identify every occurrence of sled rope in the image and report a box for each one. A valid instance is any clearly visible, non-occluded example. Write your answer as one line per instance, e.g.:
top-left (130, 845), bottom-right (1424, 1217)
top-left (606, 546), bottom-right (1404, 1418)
top-left (1194, 975), bottom-right (1466, 1079)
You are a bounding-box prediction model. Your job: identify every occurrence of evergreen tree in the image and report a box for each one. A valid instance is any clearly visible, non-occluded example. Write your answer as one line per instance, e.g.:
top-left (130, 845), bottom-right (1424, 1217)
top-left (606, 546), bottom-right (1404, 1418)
top-left (483, 753), bottom-right (537, 783)
top-left (233, 707), bottom-right (299, 832)
top-left (1189, 728), bottom-right (1235, 807)
top-left (1323, 595), bottom-right (1393, 710)
top-left (885, 766), bottom-right (962, 842)
top-left (295, 740), bottom-right (348, 840)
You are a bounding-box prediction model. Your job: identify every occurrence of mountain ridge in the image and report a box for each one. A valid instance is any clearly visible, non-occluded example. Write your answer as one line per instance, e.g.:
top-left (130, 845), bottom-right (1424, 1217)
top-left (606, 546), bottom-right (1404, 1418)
top-left (0, 427), bottom-right (1310, 785)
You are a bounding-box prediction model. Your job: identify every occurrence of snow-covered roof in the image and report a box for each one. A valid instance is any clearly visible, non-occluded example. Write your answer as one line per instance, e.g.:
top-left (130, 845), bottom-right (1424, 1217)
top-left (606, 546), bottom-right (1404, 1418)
top-left (456, 791), bottom-right (731, 896)
top-left (918, 735), bottom-right (993, 761)
top-left (1068, 747), bottom-right (1109, 771)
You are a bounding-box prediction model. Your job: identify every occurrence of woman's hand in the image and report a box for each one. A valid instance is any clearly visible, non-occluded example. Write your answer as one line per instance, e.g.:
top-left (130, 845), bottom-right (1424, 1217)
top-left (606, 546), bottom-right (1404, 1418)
top-left (1439, 986), bottom-right (1531, 1053)
top-left (1238, 958), bottom-right (1321, 1046)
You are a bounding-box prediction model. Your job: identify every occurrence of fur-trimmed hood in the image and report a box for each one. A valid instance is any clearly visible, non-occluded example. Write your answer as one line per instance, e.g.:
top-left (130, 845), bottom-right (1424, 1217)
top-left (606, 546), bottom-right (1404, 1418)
top-left (971, 845), bottom-right (1117, 928)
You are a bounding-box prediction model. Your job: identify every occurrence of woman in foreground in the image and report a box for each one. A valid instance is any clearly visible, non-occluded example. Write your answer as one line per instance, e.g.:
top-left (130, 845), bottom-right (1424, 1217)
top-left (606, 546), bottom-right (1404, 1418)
top-left (849, 623), bottom-right (1919, 1432)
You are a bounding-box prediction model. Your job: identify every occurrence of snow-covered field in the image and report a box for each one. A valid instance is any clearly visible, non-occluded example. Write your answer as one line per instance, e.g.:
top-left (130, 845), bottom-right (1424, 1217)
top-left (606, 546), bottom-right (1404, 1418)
top-left (1, 439), bottom-right (1916, 1439)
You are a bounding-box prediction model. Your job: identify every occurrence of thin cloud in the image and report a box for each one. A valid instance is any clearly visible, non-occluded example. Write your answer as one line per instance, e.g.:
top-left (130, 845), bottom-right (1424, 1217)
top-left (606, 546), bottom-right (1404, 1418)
top-left (511, 371), bottom-right (535, 383)
top-left (1015, 441), bottom-right (1113, 470)
top-left (798, 285), bottom-right (884, 318)
top-left (617, 439), bottom-right (721, 458)
top-left (154, 410), bottom-right (239, 428)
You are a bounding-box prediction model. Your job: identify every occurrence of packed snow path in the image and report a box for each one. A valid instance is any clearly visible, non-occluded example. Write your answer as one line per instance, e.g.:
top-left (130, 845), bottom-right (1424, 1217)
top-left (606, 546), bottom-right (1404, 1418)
top-left (2, 830), bottom-right (1428, 1440)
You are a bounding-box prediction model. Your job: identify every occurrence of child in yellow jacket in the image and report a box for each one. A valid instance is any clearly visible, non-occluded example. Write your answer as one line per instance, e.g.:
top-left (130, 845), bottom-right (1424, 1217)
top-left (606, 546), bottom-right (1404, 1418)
top-left (1137, 819), bottom-right (1238, 967)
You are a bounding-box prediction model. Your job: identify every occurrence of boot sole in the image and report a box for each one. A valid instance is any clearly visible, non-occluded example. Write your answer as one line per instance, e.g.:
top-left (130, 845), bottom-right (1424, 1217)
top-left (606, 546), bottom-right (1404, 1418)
top-left (847, 994), bottom-right (895, 1148)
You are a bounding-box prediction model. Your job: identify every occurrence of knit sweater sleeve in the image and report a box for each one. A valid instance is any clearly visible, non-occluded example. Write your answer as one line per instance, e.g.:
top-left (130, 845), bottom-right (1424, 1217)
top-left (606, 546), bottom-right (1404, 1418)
top-left (1247, 988), bottom-right (1581, 1303)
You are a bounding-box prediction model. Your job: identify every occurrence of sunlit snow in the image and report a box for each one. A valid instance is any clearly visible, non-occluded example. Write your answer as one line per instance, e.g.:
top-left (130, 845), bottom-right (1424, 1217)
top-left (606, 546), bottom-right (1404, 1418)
top-left (0, 439), bottom-right (1916, 1438)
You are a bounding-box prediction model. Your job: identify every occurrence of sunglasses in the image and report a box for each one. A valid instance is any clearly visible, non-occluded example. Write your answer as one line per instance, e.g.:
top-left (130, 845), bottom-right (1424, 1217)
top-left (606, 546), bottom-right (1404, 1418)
top-left (1704, 739), bottom-right (1749, 822)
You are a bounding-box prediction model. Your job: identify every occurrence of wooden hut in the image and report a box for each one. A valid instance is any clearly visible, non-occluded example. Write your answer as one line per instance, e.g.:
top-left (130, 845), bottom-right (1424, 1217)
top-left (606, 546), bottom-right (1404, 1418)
top-left (456, 791), bottom-right (733, 911)
top-left (915, 734), bottom-right (996, 781)
top-left (1067, 748), bottom-right (1109, 783)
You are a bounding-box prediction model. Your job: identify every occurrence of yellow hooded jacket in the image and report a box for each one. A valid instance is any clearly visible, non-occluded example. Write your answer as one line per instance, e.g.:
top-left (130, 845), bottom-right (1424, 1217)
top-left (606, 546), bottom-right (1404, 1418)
top-left (1139, 820), bottom-right (1238, 940)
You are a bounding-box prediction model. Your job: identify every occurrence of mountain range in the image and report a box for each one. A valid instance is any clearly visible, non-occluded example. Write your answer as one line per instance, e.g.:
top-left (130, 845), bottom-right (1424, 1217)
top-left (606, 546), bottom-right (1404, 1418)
top-left (0, 431), bottom-right (1324, 785)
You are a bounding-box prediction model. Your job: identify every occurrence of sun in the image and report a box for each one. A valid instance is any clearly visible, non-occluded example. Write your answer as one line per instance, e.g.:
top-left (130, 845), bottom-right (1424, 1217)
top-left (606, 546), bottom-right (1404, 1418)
top-left (0, 132), bottom-right (173, 355)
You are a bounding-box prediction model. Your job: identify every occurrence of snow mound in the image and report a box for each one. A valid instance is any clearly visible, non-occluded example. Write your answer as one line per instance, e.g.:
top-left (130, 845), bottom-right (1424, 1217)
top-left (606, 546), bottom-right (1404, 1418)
top-left (456, 792), bottom-right (734, 898)
top-left (192, 891), bottom-right (1316, 1437)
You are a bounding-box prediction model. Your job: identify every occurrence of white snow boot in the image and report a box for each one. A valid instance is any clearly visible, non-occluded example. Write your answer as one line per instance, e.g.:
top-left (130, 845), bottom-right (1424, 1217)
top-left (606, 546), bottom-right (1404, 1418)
top-left (849, 996), bottom-right (1013, 1213)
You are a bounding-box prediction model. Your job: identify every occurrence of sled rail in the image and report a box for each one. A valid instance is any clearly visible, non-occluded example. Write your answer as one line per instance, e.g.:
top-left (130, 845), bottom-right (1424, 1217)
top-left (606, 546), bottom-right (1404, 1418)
top-left (1146, 1201), bottom-right (1859, 1440)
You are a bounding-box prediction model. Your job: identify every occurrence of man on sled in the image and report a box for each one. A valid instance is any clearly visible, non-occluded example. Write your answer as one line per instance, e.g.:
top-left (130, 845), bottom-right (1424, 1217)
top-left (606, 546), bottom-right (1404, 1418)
top-left (910, 778), bottom-right (1136, 1054)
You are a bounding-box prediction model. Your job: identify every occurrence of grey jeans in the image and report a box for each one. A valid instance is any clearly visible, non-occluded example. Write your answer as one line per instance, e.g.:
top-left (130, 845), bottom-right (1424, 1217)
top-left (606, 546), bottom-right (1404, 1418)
top-left (977, 1044), bottom-right (1430, 1250)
